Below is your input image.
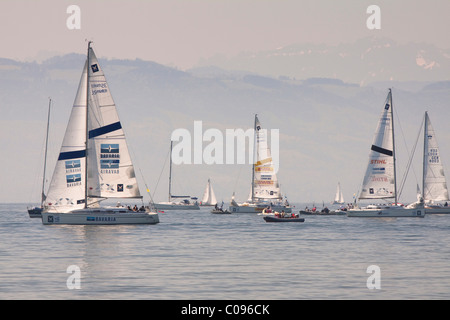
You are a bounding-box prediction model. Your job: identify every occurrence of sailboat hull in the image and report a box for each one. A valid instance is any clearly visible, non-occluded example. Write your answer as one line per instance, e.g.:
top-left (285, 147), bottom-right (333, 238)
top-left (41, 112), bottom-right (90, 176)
top-left (425, 207), bottom-right (450, 214)
top-left (229, 204), bottom-right (292, 214)
top-left (154, 203), bottom-right (200, 210)
top-left (41, 209), bottom-right (159, 225)
top-left (347, 207), bottom-right (425, 218)
top-left (27, 207), bottom-right (43, 218)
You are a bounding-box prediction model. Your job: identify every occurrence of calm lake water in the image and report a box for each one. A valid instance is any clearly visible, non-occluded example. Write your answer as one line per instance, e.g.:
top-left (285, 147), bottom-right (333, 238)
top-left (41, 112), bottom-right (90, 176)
top-left (1, 202), bottom-right (450, 300)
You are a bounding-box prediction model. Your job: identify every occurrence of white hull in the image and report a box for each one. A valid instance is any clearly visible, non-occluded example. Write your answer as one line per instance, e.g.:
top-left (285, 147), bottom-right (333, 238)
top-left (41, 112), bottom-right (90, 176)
top-left (425, 207), bottom-right (450, 214)
top-left (41, 208), bottom-right (159, 225)
top-left (154, 203), bottom-right (200, 210)
top-left (229, 204), bottom-right (292, 214)
top-left (347, 207), bottom-right (425, 218)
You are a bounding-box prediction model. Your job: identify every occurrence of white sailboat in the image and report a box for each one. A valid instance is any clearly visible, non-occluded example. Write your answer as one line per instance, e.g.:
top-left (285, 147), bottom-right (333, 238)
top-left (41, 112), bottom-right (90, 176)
top-left (421, 111), bottom-right (450, 214)
top-left (229, 114), bottom-right (291, 214)
top-left (41, 42), bottom-right (159, 225)
top-left (332, 182), bottom-right (345, 204)
top-left (347, 89), bottom-right (425, 218)
top-left (200, 178), bottom-right (217, 206)
top-left (154, 141), bottom-right (200, 210)
top-left (28, 98), bottom-right (52, 218)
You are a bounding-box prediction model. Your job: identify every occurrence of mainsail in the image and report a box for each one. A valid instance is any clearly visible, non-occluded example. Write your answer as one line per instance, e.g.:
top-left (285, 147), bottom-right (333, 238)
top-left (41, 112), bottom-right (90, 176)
top-left (45, 43), bottom-right (140, 213)
top-left (252, 115), bottom-right (281, 201)
top-left (423, 111), bottom-right (449, 202)
top-left (359, 89), bottom-right (396, 200)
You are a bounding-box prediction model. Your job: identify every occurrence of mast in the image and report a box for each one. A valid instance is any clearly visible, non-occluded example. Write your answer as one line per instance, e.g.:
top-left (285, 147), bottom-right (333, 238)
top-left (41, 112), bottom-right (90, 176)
top-left (251, 114), bottom-right (257, 203)
top-left (389, 88), bottom-right (398, 205)
top-left (422, 111), bottom-right (428, 200)
top-left (168, 140), bottom-right (173, 202)
top-left (41, 98), bottom-right (51, 205)
top-left (84, 41), bottom-right (92, 208)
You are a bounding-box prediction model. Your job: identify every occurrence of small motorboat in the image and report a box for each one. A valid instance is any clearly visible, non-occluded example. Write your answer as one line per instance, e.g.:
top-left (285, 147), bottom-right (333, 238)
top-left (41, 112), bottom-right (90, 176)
top-left (263, 215), bottom-right (304, 223)
top-left (211, 208), bottom-right (232, 214)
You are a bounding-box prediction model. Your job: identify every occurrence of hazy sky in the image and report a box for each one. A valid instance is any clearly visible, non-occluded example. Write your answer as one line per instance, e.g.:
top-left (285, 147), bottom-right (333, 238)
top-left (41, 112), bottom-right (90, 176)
top-left (1, 0), bottom-right (450, 69)
top-left (2, 0), bottom-right (450, 204)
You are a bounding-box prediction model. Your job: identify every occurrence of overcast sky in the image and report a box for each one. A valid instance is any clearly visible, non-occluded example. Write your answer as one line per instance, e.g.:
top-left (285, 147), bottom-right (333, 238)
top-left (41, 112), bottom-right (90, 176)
top-left (1, 0), bottom-right (450, 69)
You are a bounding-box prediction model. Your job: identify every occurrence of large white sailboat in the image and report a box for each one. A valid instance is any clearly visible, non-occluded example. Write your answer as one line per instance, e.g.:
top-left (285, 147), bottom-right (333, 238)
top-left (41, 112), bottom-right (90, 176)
top-left (154, 141), bottom-right (200, 210)
top-left (421, 111), bottom-right (450, 214)
top-left (347, 89), bottom-right (425, 218)
top-left (41, 42), bottom-right (159, 225)
top-left (200, 178), bottom-right (217, 206)
top-left (229, 115), bottom-right (291, 214)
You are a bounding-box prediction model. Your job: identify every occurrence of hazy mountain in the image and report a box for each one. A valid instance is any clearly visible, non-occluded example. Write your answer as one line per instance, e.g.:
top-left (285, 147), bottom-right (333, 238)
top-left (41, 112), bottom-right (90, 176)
top-left (1, 40), bottom-right (450, 205)
top-left (197, 37), bottom-right (450, 85)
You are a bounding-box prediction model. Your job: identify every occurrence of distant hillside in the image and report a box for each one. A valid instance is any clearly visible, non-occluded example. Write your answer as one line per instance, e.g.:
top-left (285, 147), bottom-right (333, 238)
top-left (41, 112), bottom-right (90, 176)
top-left (1, 51), bottom-right (450, 205)
top-left (197, 36), bottom-right (450, 85)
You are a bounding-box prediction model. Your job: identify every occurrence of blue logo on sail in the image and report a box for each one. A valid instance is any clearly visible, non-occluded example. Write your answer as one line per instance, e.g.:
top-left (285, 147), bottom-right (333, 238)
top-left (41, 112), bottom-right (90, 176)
top-left (65, 160), bottom-right (81, 169)
top-left (101, 144), bottom-right (119, 154)
top-left (100, 144), bottom-right (120, 173)
top-left (91, 64), bottom-right (99, 73)
top-left (372, 167), bottom-right (385, 174)
top-left (66, 173), bottom-right (81, 187)
top-left (101, 159), bottom-right (120, 169)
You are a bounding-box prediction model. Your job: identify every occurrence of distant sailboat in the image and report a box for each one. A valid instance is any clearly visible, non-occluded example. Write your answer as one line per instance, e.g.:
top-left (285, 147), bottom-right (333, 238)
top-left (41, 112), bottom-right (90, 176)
top-left (229, 114), bottom-right (291, 213)
top-left (41, 42), bottom-right (159, 225)
top-left (333, 182), bottom-right (344, 204)
top-left (154, 141), bottom-right (200, 210)
top-left (421, 111), bottom-right (450, 213)
top-left (347, 89), bottom-right (425, 218)
top-left (200, 178), bottom-right (217, 206)
top-left (28, 98), bottom-right (52, 218)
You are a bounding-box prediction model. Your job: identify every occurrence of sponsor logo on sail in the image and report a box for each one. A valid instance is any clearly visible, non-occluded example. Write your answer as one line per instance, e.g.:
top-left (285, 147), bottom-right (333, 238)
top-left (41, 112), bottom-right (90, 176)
top-left (66, 174), bottom-right (82, 187)
top-left (100, 144), bottom-right (120, 174)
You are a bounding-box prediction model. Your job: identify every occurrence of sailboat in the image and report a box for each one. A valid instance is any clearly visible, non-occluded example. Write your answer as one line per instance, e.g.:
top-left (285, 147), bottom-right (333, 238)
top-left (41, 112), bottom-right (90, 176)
top-left (347, 89), bottom-right (425, 218)
top-left (229, 114), bottom-right (291, 214)
top-left (154, 141), bottom-right (200, 210)
top-left (28, 98), bottom-right (52, 218)
top-left (421, 111), bottom-right (450, 214)
top-left (41, 42), bottom-right (159, 225)
top-left (200, 178), bottom-right (217, 206)
top-left (332, 182), bottom-right (345, 204)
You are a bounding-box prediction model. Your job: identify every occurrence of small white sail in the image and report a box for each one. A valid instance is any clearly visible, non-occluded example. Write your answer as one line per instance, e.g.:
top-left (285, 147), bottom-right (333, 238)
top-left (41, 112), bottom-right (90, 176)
top-left (334, 182), bottom-right (344, 204)
top-left (423, 112), bottom-right (449, 202)
top-left (252, 115), bottom-right (281, 201)
top-left (359, 90), bottom-right (395, 200)
top-left (201, 178), bottom-right (217, 205)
